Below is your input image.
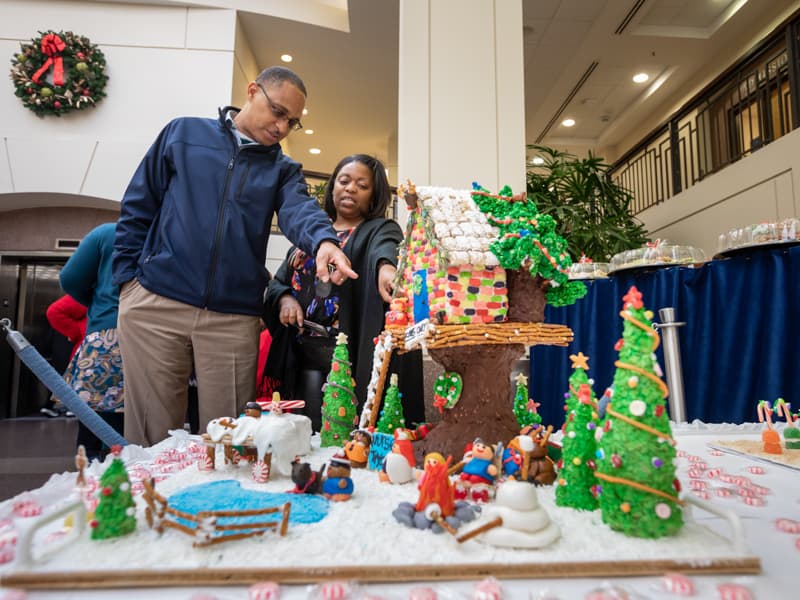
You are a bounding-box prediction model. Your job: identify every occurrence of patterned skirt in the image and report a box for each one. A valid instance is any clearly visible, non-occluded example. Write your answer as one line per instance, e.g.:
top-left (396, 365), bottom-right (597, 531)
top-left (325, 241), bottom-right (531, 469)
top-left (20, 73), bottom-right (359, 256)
top-left (63, 328), bottom-right (124, 412)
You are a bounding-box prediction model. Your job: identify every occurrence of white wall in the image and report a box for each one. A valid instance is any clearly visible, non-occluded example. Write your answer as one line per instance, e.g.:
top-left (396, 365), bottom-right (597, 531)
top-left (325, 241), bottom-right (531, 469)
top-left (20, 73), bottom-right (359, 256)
top-left (397, 0), bottom-right (526, 226)
top-left (640, 127), bottom-right (800, 256)
top-left (0, 1), bottom-right (236, 204)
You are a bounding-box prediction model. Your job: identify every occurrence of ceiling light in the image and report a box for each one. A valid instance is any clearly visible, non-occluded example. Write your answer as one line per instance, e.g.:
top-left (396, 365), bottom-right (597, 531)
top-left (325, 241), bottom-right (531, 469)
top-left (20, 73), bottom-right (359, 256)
top-left (632, 72), bottom-right (649, 83)
top-left (561, 118), bottom-right (575, 127)
top-left (280, 54), bottom-right (293, 63)
top-left (304, 129), bottom-right (314, 135)
top-left (531, 157), bottom-right (545, 165)
top-left (302, 108), bottom-right (308, 116)
top-left (309, 148), bottom-right (321, 155)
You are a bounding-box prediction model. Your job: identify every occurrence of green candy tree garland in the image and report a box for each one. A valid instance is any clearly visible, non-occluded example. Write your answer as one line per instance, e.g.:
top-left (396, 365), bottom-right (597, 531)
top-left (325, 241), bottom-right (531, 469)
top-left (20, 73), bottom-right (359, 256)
top-left (91, 457), bottom-right (136, 540)
top-left (376, 373), bottom-right (406, 435)
top-left (555, 352), bottom-right (599, 511)
top-left (321, 333), bottom-right (359, 447)
top-left (10, 30), bottom-right (107, 117)
top-left (595, 286), bottom-right (683, 538)
top-left (470, 183), bottom-right (586, 307)
top-left (512, 373), bottom-right (542, 429)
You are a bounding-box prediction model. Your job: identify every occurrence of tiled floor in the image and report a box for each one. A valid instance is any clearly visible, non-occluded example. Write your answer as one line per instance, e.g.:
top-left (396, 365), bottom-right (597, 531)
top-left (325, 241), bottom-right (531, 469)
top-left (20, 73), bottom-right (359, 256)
top-left (0, 417), bottom-right (78, 502)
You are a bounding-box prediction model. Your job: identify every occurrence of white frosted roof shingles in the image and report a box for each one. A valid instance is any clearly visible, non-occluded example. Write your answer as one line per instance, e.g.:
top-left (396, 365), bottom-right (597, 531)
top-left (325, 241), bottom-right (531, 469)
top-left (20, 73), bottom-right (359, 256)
top-left (415, 186), bottom-right (500, 267)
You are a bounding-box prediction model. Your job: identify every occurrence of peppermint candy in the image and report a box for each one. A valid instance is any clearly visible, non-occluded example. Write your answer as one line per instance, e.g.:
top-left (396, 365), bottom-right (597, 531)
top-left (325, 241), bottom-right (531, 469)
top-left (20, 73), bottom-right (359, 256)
top-left (248, 581), bottom-right (280, 600)
top-left (775, 518), bottom-right (800, 534)
top-left (661, 572), bottom-right (694, 595)
top-left (12, 499), bottom-right (42, 517)
top-left (319, 581), bottom-right (351, 600)
top-left (742, 496), bottom-right (764, 507)
top-left (473, 578), bottom-right (502, 600)
top-left (717, 583), bottom-right (752, 600)
top-left (408, 587), bottom-right (437, 600)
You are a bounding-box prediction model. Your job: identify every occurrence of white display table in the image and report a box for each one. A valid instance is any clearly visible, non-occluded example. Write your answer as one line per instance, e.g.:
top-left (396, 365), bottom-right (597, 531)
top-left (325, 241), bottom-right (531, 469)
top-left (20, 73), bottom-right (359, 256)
top-left (1, 422), bottom-right (797, 599)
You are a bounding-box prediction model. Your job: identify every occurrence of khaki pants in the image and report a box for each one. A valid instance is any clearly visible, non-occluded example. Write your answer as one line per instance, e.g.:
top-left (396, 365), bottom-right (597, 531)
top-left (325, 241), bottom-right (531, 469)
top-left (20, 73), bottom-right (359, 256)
top-left (118, 280), bottom-right (260, 446)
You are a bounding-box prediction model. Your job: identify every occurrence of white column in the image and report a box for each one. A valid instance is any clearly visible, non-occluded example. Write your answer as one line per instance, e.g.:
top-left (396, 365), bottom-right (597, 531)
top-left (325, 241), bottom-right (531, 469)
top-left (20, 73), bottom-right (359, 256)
top-left (397, 0), bottom-right (526, 220)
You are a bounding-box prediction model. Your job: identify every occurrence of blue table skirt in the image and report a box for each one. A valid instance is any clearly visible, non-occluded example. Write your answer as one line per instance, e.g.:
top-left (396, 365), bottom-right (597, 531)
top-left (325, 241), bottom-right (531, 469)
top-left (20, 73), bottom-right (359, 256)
top-left (531, 244), bottom-right (800, 428)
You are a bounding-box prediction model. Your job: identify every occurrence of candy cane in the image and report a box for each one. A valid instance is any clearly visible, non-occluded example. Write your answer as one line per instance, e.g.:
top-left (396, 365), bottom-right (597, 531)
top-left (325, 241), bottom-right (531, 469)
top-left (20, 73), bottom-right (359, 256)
top-left (757, 400), bottom-right (774, 429)
top-left (774, 398), bottom-right (794, 423)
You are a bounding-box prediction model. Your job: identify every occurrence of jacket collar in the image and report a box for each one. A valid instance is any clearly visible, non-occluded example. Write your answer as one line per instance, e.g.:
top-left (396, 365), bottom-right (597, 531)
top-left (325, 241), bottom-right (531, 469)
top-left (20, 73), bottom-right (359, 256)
top-left (217, 106), bottom-right (283, 157)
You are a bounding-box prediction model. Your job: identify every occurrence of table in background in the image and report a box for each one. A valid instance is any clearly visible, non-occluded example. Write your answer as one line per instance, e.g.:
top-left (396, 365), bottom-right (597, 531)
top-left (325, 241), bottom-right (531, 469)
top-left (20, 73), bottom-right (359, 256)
top-left (531, 244), bottom-right (800, 428)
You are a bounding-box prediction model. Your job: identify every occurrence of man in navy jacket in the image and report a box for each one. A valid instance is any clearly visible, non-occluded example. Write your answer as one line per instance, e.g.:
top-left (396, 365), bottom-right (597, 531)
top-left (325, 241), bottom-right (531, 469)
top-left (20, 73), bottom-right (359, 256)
top-left (113, 66), bottom-right (356, 446)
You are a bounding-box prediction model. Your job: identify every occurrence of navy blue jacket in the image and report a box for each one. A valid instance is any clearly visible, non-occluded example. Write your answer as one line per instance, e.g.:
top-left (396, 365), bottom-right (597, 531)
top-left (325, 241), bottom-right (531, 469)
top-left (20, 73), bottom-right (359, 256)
top-left (113, 108), bottom-right (338, 316)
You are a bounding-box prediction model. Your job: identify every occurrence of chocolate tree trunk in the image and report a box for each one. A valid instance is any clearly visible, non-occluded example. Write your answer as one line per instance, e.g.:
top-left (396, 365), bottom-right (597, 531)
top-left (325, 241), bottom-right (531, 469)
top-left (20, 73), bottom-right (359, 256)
top-left (506, 271), bottom-right (547, 323)
top-left (415, 343), bottom-right (526, 462)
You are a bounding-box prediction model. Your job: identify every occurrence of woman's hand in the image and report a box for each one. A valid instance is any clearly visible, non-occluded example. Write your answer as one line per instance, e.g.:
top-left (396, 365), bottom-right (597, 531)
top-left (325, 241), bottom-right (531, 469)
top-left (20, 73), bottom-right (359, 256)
top-left (377, 263), bottom-right (396, 304)
top-left (278, 295), bottom-right (305, 328)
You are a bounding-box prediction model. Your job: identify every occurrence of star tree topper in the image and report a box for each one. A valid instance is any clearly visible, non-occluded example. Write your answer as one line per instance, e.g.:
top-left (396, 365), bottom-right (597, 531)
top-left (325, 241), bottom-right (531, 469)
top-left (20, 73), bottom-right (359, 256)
top-left (569, 352), bottom-right (590, 370)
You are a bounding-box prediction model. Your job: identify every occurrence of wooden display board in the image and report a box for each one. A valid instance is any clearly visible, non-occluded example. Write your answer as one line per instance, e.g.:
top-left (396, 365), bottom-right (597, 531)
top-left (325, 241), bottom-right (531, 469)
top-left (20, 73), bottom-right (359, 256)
top-left (1, 556), bottom-right (761, 590)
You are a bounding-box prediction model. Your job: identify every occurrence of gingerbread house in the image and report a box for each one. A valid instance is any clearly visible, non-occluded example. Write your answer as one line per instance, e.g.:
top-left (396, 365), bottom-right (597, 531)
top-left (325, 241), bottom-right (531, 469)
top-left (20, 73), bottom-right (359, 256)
top-left (393, 186), bottom-right (507, 326)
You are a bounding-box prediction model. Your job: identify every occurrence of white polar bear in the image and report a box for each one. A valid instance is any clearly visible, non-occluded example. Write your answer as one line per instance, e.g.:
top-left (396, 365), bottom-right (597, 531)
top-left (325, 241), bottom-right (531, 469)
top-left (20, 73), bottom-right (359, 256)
top-left (252, 412), bottom-right (313, 477)
top-left (205, 417), bottom-right (238, 442)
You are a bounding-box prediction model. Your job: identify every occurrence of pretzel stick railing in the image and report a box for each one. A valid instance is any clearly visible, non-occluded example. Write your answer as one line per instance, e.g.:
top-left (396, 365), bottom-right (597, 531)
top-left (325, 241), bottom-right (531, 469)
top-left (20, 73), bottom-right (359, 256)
top-left (368, 336), bottom-right (396, 429)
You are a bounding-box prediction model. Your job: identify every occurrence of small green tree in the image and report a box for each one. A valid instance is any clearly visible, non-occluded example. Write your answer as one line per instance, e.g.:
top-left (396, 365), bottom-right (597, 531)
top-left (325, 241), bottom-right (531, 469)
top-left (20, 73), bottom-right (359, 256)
top-left (321, 333), bottom-right (359, 447)
top-left (595, 286), bottom-right (682, 538)
top-left (555, 352), bottom-right (598, 511)
top-left (91, 457), bottom-right (136, 540)
top-left (377, 373), bottom-right (406, 434)
top-left (512, 373), bottom-right (542, 429)
top-left (526, 145), bottom-right (649, 262)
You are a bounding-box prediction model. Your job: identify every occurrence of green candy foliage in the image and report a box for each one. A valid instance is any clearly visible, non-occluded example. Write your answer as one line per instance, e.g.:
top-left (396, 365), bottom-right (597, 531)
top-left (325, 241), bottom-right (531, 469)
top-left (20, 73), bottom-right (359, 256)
top-left (470, 184), bottom-right (586, 307)
top-left (595, 287), bottom-right (683, 538)
top-left (555, 364), bottom-right (599, 511)
top-left (512, 377), bottom-right (541, 429)
top-left (91, 457), bottom-right (136, 540)
top-left (377, 374), bottom-right (406, 435)
top-left (320, 336), bottom-right (359, 447)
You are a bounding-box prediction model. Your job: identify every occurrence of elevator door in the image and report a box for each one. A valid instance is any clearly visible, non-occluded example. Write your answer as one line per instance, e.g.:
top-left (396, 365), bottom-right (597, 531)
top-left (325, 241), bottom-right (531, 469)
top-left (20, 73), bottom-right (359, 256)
top-left (0, 257), bottom-right (69, 418)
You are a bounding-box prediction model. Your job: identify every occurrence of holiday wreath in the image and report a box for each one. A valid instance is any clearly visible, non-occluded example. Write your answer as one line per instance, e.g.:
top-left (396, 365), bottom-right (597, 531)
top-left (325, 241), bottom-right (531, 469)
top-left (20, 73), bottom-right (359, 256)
top-left (9, 30), bottom-right (107, 117)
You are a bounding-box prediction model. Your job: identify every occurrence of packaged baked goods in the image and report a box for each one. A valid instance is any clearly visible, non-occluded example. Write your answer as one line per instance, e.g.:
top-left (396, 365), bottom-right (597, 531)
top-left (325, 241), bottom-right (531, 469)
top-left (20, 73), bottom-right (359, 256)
top-left (609, 240), bottom-right (705, 272)
top-left (716, 217), bottom-right (800, 253)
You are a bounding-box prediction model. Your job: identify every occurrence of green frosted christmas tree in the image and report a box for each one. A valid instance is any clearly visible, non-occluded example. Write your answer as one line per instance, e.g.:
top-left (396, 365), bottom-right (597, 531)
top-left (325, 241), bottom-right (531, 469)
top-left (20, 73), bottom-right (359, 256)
top-left (512, 373), bottom-right (542, 429)
top-left (91, 456), bottom-right (136, 540)
top-left (555, 352), bottom-right (599, 510)
top-left (595, 286), bottom-right (683, 538)
top-left (470, 183), bottom-right (587, 307)
top-left (377, 373), bottom-right (406, 434)
top-left (321, 332), bottom-right (359, 447)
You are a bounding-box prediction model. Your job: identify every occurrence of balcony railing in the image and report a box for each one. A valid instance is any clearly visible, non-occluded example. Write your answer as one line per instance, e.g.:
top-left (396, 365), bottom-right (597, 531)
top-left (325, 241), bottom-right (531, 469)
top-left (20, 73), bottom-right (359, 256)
top-left (609, 12), bottom-right (800, 214)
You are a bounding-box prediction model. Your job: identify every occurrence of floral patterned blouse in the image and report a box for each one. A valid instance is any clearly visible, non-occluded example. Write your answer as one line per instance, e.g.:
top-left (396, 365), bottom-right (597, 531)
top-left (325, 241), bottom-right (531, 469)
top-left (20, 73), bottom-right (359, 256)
top-left (288, 228), bottom-right (353, 334)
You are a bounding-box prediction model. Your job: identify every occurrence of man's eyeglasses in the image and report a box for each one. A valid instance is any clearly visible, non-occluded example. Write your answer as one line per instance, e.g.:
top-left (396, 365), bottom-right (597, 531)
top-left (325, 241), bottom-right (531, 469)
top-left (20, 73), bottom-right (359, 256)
top-left (256, 83), bottom-right (303, 131)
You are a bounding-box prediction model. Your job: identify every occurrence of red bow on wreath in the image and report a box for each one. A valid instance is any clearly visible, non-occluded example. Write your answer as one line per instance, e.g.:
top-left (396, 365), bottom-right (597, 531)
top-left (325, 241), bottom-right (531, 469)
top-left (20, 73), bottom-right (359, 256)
top-left (32, 33), bottom-right (66, 86)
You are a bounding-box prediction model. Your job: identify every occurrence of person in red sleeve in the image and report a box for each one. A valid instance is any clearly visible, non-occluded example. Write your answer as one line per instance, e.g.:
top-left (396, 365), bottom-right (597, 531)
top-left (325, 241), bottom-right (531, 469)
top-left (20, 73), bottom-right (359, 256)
top-left (41, 294), bottom-right (88, 417)
top-left (46, 294), bottom-right (87, 360)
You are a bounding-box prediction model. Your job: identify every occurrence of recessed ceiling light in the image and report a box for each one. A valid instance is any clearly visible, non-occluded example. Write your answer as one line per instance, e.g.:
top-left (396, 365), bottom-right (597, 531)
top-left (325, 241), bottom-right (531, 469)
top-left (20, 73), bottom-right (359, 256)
top-left (309, 148), bottom-right (321, 155)
top-left (302, 108), bottom-right (308, 116)
top-left (531, 157), bottom-right (545, 165)
top-left (304, 129), bottom-right (314, 135)
top-left (280, 54), bottom-right (293, 63)
top-left (561, 118), bottom-right (575, 127)
top-left (633, 72), bottom-right (649, 83)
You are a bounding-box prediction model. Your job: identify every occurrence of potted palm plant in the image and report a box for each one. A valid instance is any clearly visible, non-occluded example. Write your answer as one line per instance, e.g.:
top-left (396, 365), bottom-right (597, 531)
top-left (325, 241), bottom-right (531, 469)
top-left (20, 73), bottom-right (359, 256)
top-left (526, 145), bottom-right (648, 262)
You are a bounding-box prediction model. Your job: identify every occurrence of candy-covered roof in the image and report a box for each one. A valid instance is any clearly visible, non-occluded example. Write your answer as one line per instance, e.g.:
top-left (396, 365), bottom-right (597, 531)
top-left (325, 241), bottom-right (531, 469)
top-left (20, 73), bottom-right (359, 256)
top-left (414, 186), bottom-right (500, 266)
